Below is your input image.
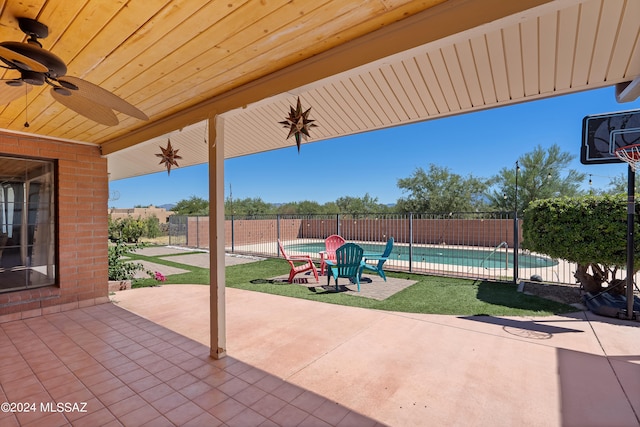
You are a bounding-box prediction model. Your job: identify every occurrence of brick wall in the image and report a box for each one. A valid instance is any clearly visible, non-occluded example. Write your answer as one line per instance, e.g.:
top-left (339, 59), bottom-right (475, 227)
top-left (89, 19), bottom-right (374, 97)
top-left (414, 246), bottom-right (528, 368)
top-left (186, 215), bottom-right (521, 249)
top-left (187, 216), bottom-right (210, 248)
top-left (0, 133), bottom-right (109, 322)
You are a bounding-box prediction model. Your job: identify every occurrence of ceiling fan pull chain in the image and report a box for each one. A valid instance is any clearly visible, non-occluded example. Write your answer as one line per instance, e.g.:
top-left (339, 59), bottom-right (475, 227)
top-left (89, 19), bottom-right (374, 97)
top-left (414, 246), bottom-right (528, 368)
top-left (24, 84), bottom-right (29, 128)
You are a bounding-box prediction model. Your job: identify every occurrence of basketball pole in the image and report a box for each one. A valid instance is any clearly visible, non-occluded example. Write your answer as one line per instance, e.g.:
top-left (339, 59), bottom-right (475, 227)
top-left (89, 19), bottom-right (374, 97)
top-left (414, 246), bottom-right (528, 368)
top-left (513, 161), bottom-right (519, 285)
top-left (626, 164), bottom-right (635, 320)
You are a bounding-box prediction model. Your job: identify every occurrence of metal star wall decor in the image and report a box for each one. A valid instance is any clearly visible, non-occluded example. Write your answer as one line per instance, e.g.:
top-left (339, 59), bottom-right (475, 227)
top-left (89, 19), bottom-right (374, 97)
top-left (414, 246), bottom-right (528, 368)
top-left (278, 97), bottom-right (318, 152)
top-left (155, 139), bottom-right (182, 175)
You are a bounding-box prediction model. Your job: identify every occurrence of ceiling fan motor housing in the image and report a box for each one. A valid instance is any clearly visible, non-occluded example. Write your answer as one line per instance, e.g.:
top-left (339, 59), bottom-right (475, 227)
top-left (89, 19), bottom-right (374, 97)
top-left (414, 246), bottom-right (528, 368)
top-left (0, 18), bottom-right (66, 77)
top-left (18, 18), bottom-right (49, 39)
top-left (0, 41), bottom-right (66, 77)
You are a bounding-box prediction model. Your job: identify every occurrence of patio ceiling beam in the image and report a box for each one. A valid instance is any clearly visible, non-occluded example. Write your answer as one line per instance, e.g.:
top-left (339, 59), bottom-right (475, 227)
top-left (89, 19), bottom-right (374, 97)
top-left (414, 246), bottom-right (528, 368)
top-left (100, 0), bottom-right (553, 156)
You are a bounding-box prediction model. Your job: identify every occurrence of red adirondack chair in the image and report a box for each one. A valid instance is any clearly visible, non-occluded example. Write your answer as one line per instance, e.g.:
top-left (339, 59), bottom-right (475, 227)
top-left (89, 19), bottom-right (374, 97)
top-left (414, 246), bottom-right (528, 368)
top-left (319, 234), bottom-right (346, 275)
top-left (278, 239), bottom-right (319, 283)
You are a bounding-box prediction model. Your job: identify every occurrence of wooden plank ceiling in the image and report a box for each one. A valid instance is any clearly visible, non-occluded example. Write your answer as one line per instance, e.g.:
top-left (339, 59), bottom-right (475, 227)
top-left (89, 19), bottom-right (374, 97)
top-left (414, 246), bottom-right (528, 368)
top-left (0, 0), bottom-right (447, 141)
top-left (0, 1), bottom-right (638, 181)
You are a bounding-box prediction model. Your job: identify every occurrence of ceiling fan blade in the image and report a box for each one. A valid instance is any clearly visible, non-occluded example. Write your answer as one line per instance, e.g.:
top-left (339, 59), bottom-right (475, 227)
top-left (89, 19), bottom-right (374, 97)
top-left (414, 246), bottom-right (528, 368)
top-left (51, 88), bottom-right (119, 126)
top-left (57, 76), bottom-right (148, 121)
top-left (0, 46), bottom-right (48, 73)
top-left (0, 81), bottom-right (32, 104)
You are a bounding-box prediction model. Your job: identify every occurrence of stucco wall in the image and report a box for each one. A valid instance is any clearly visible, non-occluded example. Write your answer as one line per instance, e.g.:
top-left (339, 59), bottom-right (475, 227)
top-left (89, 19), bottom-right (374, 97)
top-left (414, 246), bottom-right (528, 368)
top-left (109, 206), bottom-right (174, 223)
top-left (0, 133), bottom-right (109, 321)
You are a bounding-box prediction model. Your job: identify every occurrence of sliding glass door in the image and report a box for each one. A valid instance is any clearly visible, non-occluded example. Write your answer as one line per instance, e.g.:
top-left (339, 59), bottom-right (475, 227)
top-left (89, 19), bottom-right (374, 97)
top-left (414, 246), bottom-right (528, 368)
top-left (0, 156), bottom-right (56, 292)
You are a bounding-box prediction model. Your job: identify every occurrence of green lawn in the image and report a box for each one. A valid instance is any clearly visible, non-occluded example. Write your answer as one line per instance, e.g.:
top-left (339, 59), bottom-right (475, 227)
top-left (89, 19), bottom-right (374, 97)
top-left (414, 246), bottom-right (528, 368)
top-left (127, 250), bottom-right (576, 316)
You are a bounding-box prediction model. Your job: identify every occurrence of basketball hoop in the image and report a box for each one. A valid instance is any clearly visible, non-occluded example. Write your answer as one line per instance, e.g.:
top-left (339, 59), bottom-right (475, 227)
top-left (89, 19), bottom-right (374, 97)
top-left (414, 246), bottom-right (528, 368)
top-left (614, 144), bottom-right (640, 171)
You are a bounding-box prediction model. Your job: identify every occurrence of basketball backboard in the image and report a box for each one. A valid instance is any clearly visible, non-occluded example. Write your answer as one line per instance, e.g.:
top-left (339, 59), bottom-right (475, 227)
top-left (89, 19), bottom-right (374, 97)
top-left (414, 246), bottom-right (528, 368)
top-left (581, 109), bottom-right (640, 164)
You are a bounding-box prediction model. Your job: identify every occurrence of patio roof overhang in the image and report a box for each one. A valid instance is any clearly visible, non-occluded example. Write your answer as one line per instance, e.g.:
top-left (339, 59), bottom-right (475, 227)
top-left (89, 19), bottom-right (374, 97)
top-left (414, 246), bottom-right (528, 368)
top-left (104, 0), bottom-right (640, 180)
top-left (2, 1), bottom-right (637, 180)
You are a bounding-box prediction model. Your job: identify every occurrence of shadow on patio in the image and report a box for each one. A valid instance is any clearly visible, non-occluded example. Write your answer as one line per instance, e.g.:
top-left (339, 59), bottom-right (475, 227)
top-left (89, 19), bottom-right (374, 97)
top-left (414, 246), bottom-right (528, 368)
top-left (0, 303), bottom-right (378, 426)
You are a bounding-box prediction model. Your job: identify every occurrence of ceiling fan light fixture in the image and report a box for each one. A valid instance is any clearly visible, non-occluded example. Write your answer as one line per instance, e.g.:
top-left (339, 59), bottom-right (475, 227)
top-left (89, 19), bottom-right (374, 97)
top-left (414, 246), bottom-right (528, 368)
top-left (20, 70), bottom-right (45, 85)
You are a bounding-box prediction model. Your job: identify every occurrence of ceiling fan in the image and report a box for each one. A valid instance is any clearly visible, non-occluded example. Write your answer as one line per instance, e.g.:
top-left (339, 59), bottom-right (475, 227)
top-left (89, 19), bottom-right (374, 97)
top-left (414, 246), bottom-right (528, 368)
top-left (0, 17), bottom-right (148, 126)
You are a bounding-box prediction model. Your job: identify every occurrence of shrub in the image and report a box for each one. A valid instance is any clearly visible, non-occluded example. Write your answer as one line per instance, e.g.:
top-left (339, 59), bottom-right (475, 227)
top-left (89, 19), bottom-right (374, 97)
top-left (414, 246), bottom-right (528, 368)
top-left (108, 239), bottom-right (146, 281)
top-left (143, 215), bottom-right (161, 239)
top-left (108, 216), bottom-right (145, 243)
top-left (523, 194), bottom-right (640, 294)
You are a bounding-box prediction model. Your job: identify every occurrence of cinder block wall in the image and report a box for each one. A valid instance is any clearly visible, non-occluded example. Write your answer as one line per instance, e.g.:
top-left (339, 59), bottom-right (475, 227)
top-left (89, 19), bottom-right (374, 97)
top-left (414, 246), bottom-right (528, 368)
top-left (0, 133), bottom-right (109, 322)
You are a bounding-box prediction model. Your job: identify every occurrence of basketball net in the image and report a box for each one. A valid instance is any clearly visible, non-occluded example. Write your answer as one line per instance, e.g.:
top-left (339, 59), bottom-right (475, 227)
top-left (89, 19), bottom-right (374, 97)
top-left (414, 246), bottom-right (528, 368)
top-left (614, 144), bottom-right (640, 172)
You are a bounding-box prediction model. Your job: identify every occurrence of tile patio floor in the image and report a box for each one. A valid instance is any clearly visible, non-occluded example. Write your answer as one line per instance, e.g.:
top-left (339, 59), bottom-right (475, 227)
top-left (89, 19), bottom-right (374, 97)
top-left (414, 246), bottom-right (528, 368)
top-left (0, 301), bottom-right (379, 426)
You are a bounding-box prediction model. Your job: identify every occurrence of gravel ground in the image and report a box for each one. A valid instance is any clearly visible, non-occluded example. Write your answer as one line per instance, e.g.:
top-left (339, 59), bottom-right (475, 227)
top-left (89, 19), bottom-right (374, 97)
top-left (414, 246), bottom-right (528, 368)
top-left (520, 281), bottom-right (585, 307)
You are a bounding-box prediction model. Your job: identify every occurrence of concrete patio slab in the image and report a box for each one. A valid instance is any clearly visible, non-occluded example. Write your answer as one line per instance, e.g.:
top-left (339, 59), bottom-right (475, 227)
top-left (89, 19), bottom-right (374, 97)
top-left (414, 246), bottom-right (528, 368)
top-left (133, 246), bottom-right (195, 257)
top-left (113, 285), bottom-right (640, 427)
top-left (158, 252), bottom-right (265, 268)
top-left (131, 260), bottom-right (189, 279)
top-left (121, 248), bottom-right (265, 280)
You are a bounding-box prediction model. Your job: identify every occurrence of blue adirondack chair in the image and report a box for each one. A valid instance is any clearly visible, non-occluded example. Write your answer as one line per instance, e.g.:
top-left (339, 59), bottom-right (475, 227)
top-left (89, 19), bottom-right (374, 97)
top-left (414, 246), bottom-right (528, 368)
top-left (361, 237), bottom-right (394, 281)
top-left (325, 243), bottom-right (364, 291)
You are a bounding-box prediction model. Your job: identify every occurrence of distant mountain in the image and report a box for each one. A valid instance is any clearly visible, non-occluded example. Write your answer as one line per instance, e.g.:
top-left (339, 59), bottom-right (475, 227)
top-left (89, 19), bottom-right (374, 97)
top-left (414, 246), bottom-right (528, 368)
top-left (158, 203), bottom-right (176, 210)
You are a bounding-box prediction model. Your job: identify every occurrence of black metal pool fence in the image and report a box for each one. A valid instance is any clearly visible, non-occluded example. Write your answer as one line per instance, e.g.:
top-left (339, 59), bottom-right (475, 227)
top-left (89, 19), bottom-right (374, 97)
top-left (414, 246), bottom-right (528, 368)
top-left (168, 212), bottom-right (607, 286)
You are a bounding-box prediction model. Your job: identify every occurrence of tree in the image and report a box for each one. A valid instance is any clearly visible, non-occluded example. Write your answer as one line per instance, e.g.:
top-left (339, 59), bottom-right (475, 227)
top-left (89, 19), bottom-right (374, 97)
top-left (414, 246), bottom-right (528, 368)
top-left (322, 201), bottom-right (340, 214)
top-left (275, 202), bottom-right (299, 215)
top-left (226, 197), bottom-right (274, 216)
top-left (173, 196), bottom-right (209, 215)
top-left (335, 193), bottom-right (385, 215)
top-left (487, 144), bottom-right (585, 212)
top-left (395, 165), bottom-right (488, 213)
top-left (275, 200), bottom-right (325, 215)
top-left (605, 173), bottom-right (627, 194)
top-left (596, 173), bottom-right (640, 196)
top-left (297, 200), bottom-right (326, 215)
top-left (523, 194), bottom-right (639, 294)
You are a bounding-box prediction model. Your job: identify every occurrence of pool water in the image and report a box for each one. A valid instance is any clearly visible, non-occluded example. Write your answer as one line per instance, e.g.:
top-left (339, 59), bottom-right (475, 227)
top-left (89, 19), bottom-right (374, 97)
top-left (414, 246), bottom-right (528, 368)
top-left (285, 242), bottom-right (557, 269)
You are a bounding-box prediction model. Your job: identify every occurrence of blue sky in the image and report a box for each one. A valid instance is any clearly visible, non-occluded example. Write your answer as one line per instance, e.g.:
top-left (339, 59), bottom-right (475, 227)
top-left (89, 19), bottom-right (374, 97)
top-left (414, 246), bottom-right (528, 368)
top-left (109, 86), bottom-right (640, 208)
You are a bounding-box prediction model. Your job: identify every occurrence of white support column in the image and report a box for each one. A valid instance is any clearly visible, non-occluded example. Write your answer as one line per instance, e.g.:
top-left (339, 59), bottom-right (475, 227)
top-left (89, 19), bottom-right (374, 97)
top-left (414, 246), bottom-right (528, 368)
top-left (209, 113), bottom-right (226, 359)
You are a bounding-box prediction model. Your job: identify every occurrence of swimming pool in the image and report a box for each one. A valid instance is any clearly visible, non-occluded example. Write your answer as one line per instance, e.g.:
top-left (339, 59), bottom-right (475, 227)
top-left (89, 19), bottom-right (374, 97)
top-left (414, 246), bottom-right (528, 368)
top-left (285, 242), bottom-right (557, 269)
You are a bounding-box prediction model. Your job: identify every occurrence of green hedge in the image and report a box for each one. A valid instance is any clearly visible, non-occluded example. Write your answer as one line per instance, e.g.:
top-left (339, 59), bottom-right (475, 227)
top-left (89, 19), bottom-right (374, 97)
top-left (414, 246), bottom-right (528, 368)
top-left (523, 194), bottom-right (640, 269)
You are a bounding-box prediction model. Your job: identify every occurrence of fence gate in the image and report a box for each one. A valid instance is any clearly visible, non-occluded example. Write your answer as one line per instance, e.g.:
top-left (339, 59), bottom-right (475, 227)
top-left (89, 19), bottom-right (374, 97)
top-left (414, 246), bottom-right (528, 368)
top-left (168, 215), bottom-right (187, 246)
